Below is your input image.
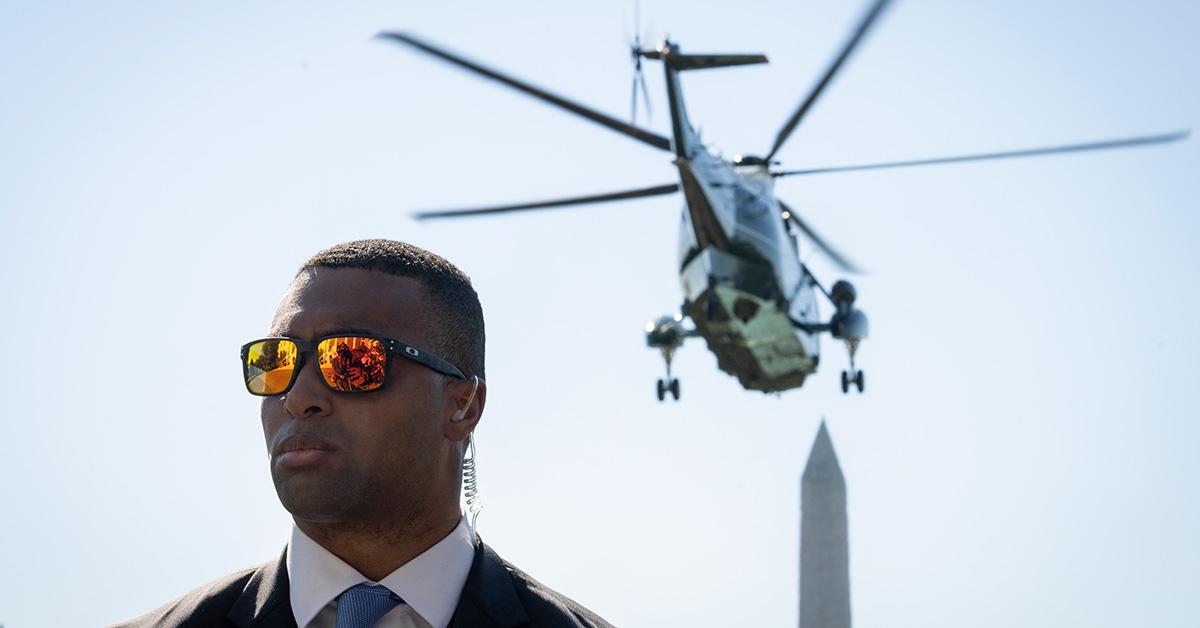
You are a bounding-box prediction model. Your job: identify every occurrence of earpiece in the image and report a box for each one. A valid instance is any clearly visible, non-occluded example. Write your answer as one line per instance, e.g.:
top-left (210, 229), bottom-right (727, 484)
top-left (451, 375), bottom-right (480, 422)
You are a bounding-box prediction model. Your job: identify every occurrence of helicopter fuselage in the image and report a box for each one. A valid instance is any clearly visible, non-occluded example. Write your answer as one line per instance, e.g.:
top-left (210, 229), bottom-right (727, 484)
top-left (672, 143), bottom-right (822, 391)
top-left (661, 45), bottom-right (822, 392)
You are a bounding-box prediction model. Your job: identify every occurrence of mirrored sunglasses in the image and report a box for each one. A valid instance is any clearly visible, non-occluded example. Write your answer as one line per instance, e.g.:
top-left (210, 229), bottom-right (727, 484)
top-left (240, 334), bottom-right (465, 396)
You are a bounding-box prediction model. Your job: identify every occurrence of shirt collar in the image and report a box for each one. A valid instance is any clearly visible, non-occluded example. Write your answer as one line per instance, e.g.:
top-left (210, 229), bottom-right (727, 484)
top-left (286, 518), bottom-right (475, 628)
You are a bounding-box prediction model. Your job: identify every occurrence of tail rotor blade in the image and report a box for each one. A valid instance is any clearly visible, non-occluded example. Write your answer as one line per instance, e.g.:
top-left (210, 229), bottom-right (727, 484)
top-left (638, 68), bottom-right (653, 123)
top-left (631, 74), bottom-right (639, 124)
top-left (627, 4), bottom-right (652, 127)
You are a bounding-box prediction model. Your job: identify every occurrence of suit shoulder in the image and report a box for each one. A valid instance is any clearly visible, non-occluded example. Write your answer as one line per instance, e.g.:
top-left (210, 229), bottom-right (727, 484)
top-left (495, 554), bottom-right (615, 628)
top-left (109, 565), bottom-right (259, 628)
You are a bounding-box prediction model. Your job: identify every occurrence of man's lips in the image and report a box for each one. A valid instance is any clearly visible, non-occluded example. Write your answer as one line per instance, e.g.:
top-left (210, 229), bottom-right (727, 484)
top-left (273, 433), bottom-right (338, 468)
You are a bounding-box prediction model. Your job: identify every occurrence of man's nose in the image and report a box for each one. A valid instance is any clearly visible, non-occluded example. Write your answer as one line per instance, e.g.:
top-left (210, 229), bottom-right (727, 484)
top-left (283, 356), bottom-right (332, 418)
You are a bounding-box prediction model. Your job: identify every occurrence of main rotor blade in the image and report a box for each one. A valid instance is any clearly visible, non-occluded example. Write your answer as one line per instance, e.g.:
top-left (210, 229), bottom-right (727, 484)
top-left (413, 183), bottom-right (680, 220)
top-left (378, 31), bottom-right (672, 152)
top-left (773, 130), bottom-right (1191, 177)
top-left (765, 0), bottom-right (894, 161)
top-left (779, 200), bottom-right (864, 273)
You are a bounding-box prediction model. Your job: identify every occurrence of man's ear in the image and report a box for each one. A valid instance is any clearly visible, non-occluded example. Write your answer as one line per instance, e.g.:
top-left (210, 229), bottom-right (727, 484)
top-left (444, 376), bottom-right (485, 442)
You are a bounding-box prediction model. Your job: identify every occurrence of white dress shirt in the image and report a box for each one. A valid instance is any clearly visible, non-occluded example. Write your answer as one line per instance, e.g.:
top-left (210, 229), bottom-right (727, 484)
top-left (286, 518), bottom-right (475, 628)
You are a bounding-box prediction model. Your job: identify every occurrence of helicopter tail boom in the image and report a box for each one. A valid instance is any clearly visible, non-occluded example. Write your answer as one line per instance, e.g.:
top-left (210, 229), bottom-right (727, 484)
top-left (642, 43), bottom-right (768, 158)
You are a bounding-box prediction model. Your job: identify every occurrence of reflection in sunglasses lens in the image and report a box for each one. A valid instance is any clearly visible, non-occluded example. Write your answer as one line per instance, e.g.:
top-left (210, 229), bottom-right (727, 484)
top-left (245, 340), bottom-right (299, 395)
top-left (318, 337), bottom-right (387, 392)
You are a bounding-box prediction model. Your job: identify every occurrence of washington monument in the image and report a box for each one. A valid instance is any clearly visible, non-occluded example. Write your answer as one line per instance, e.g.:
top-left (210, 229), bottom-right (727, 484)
top-left (800, 421), bottom-right (851, 628)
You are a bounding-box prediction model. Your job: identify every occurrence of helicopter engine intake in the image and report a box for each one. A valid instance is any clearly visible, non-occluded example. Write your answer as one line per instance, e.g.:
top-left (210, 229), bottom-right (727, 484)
top-left (831, 279), bottom-right (857, 311)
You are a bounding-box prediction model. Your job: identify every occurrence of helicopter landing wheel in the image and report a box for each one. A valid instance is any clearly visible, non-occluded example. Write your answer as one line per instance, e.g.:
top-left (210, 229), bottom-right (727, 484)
top-left (656, 377), bottom-right (680, 401)
top-left (840, 370), bottom-right (850, 394)
top-left (855, 370), bottom-right (864, 393)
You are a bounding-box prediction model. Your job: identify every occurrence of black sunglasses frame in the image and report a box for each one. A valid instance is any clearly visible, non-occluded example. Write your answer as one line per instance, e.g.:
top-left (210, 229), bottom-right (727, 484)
top-left (240, 334), bottom-right (466, 397)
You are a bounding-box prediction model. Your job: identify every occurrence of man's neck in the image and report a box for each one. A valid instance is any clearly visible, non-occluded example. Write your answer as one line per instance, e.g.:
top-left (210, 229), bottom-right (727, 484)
top-left (295, 510), bottom-right (461, 582)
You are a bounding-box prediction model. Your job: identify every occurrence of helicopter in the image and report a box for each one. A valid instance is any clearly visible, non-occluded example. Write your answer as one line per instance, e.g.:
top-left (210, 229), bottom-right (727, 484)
top-left (377, 0), bottom-right (1187, 401)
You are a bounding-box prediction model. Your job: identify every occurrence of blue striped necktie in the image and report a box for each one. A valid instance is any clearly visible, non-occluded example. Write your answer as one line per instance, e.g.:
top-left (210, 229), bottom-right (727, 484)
top-left (334, 583), bottom-right (404, 628)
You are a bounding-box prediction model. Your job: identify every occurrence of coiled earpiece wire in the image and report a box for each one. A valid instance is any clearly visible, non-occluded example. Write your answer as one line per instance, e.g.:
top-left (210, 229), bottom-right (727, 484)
top-left (462, 431), bottom-right (481, 543)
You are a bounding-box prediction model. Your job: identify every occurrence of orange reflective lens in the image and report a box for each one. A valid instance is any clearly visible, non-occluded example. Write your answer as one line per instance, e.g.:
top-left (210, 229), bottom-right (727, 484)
top-left (317, 336), bottom-right (388, 392)
top-left (243, 333), bottom-right (464, 396)
top-left (245, 339), bottom-right (299, 395)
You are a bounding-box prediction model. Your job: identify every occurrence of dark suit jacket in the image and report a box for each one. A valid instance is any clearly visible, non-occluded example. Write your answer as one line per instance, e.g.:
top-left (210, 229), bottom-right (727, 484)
top-left (114, 540), bottom-right (613, 627)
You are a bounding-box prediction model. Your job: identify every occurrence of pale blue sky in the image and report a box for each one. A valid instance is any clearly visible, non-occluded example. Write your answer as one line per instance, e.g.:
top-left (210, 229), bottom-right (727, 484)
top-left (1, 1), bottom-right (1197, 626)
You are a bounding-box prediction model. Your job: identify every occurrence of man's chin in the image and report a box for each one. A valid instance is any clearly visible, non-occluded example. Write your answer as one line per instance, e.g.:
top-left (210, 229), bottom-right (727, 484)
top-left (273, 477), bottom-right (355, 522)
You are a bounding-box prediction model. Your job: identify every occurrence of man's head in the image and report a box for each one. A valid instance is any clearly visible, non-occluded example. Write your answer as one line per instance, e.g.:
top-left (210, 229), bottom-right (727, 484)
top-left (258, 239), bottom-right (487, 530)
top-left (297, 239), bottom-right (485, 380)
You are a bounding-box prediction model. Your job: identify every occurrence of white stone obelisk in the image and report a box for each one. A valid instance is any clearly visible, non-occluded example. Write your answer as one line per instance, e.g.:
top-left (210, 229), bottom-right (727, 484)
top-left (800, 420), bottom-right (851, 628)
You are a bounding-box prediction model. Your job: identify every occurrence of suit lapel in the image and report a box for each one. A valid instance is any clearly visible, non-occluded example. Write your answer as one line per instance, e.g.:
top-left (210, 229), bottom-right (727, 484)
top-left (227, 547), bottom-right (297, 628)
top-left (449, 540), bottom-right (529, 628)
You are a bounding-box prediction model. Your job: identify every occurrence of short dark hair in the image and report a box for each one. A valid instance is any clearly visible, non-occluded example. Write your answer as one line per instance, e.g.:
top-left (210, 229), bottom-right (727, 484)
top-left (298, 239), bottom-right (485, 380)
